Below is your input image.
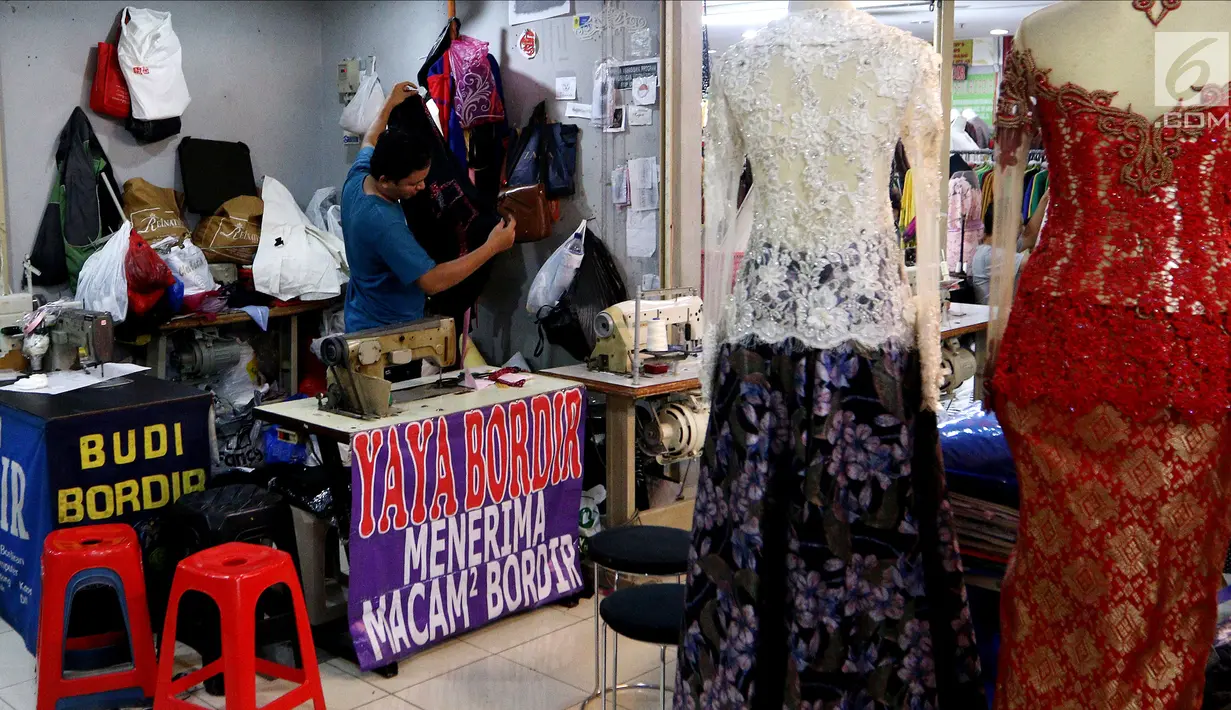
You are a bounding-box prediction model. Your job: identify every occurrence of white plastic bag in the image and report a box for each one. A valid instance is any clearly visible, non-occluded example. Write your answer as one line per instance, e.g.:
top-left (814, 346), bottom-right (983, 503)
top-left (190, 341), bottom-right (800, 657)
top-left (306, 188), bottom-right (345, 240)
top-left (117, 7), bottom-right (192, 120)
top-left (76, 222), bottom-right (132, 323)
top-left (526, 220), bottom-right (586, 316)
top-left (253, 176), bottom-right (350, 301)
top-left (153, 237), bottom-right (218, 296)
top-left (339, 61), bottom-right (385, 135)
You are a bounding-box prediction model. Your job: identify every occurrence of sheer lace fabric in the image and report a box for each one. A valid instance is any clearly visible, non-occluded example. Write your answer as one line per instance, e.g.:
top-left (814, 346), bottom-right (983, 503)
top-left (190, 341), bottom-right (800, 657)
top-left (703, 7), bottom-right (944, 410)
top-left (991, 48), bottom-right (1231, 421)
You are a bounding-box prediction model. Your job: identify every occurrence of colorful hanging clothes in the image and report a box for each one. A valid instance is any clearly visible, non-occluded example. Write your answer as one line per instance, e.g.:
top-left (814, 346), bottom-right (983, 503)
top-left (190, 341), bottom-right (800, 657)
top-left (446, 35), bottom-right (505, 129)
top-left (899, 169), bottom-right (915, 232)
top-left (947, 174), bottom-right (982, 271)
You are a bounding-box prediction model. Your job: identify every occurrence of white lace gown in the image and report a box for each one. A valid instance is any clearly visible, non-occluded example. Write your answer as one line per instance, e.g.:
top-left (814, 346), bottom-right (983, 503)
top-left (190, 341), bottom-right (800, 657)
top-left (677, 8), bottom-right (985, 709)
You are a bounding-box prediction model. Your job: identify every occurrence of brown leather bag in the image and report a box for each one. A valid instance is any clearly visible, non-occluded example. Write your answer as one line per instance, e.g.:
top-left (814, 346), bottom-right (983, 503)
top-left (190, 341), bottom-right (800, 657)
top-left (497, 184), bottom-right (553, 242)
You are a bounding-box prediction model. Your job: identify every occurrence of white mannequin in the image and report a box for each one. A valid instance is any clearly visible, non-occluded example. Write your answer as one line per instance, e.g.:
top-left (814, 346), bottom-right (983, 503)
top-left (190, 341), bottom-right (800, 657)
top-left (961, 108), bottom-right (977, 121)
top-left (1019, 1), bottom-right (1231, 122)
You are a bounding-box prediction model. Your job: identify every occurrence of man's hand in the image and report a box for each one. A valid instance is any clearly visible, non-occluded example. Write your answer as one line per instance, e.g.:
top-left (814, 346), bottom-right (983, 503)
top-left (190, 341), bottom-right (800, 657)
top-left (487, 217), bottom-right (518, 253)
top-left (363, 81), bottom-right (418, 149)
top-left (385, 81), bottom-right (417, 110)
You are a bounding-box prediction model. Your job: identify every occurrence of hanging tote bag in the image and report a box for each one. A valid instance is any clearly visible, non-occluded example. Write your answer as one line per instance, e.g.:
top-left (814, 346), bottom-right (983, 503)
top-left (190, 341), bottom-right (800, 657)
top-left (90, 36), bottom-right (131, 119)
top-left (340, 59), bottom-right (386, 136)
top-left (117, 7), bottom-right (191, 121)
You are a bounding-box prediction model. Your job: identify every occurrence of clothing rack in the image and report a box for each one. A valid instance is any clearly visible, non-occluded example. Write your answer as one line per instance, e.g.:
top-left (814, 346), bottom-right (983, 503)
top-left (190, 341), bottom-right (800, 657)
top-left (950, 148), bottom-right (1047, 163)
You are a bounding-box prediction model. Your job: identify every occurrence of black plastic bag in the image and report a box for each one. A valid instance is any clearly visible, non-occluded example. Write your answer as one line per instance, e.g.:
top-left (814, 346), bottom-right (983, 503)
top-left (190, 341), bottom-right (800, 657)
top-left (536, 228), bottom-right (627, 361)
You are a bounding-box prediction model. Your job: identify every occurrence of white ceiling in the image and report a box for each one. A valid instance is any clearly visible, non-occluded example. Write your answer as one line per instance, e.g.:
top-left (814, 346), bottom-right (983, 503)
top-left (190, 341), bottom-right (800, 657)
top-left (705, 0), bottom-right (1057, 55)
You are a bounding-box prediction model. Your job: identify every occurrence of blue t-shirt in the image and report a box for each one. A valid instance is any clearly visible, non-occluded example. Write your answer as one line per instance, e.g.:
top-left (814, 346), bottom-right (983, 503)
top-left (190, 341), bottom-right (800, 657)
top-left (341, 146), bottom-right (436, 332)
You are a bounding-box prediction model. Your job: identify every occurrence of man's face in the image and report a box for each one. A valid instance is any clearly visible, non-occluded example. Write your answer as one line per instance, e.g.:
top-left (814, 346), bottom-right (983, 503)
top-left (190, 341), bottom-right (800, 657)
top-left (390, 166), bottom-right (430, 201)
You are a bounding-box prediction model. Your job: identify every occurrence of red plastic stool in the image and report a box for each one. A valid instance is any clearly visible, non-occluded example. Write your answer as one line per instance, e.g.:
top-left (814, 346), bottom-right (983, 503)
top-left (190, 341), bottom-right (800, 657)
top-left (37, 524), bottom-right (158, 710)
top-left (154, 542), bottom-right (325, 709)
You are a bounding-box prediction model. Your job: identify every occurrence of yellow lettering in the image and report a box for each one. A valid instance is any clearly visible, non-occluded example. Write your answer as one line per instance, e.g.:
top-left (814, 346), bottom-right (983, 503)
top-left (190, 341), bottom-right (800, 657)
top-left (79, 435), bottom-right (105, 470)
top-left (113, 430), bottom-right (136, 465)
top-left (182, 469), bottom-right (206, 495)
top-left (172, 471), bottom-right (181, 501)
top-left (174, 422), bottom-right (183, 456)
top-left (144, 424), bottom-right (168, 459)
top-left (58, 488), bottom-right (84, 524)
top-left (85, 485), bottom-right (114, 520)
top-left (115, 480), bottom-right (141, 516)
top-left (142, 475), bottom-right (170, 510)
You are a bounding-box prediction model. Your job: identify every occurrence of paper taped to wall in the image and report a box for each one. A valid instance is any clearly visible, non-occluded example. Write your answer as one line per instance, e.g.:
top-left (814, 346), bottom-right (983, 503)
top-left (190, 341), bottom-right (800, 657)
top-left (565, 102), bottom-right (593, 119)
top-left (626, 210), bottom-right (656, 258)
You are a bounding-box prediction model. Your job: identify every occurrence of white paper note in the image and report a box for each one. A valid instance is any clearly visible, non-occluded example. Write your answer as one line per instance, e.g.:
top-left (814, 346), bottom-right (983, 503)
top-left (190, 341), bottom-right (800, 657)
top-left (631, 76), bottom-right (657, 105)
top-left (565, 102), bottom-right (593, 119)
top-left (629, 106), bottom-right (652, 126)
top-left (555, 76), bottom-right (577, 100)
top-left (628, 157), bottom-right (660, 212)
top-left (626, 210), bottom-right (657, 258)
top-left (612, 166), bottom-right (630, 205)
top-left (642, 273), bottom-right (661, 290)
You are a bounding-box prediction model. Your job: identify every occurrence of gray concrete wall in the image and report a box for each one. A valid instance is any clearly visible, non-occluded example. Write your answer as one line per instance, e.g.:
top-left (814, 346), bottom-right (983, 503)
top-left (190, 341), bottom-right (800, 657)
top-left (0, 0), bottom-right (327, 287)
top-left (319, 0), bottom-right (663, 367)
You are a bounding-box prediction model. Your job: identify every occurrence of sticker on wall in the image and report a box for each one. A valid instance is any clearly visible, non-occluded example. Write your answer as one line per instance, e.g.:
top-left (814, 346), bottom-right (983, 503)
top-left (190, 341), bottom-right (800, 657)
top-left (519, 29), bottom-right (539, 59)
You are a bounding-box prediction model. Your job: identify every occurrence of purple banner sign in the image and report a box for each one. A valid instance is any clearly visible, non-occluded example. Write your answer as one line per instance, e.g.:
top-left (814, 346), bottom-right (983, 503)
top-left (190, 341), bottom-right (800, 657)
top-left (348, 386), bottom-right (586, 670)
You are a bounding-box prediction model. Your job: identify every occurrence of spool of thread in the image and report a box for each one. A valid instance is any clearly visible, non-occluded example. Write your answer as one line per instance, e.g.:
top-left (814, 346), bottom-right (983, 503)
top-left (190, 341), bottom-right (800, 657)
top-left (646, 320), bottom-right (669, 352)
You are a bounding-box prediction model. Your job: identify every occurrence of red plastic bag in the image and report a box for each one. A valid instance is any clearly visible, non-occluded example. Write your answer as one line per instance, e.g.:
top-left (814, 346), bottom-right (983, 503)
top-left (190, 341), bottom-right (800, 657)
top-left (90, 41), bottom-right (131, 118)
top-left (125, 230), bottom-right (175, 315)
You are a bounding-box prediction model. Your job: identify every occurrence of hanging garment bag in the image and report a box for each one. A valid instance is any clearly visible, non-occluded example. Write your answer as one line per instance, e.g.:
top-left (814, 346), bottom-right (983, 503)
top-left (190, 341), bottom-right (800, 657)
top-left (117, 7), bottom-right (191, 120)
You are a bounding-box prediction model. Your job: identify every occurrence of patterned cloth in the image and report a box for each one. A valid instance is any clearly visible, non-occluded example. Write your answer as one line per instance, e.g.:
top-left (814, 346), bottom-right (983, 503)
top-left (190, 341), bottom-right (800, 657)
top-left (676, 340), bottom-right (984, 709)
top-left (446, 35), bottom-right (504, 129)
top-left (995, 400), bottom-right (1231, 709)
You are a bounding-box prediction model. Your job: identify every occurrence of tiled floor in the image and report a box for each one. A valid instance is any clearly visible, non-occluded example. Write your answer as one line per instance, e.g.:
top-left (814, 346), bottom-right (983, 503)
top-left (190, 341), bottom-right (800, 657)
top-left (0, 600), bottom-right (677, 710)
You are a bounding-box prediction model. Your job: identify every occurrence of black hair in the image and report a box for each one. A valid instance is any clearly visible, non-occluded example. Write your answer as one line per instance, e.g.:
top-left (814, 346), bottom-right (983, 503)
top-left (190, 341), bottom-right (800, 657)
top-left (370, 130), bottom-right (431, 182)
top-left (983, 203), bottom-right (994, 236)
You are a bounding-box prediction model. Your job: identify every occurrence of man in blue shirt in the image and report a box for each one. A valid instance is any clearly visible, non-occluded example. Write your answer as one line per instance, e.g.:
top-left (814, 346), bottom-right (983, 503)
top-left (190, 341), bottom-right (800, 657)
top-left (342, 81), bottom-right (516, 332)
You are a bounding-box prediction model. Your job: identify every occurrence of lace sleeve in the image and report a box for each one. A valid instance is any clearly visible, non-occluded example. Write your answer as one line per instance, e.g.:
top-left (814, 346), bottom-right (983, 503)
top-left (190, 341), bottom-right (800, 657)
top-left (901, 47), bottom-right (944, 412)
top-left (701, 64), bottom-right (747, 400)
top-left (987, 48), bottom-right (1036, 388)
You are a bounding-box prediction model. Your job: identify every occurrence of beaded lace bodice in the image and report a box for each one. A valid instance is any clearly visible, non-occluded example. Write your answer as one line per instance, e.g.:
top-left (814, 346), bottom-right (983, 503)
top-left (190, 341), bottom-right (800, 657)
top-left (992, 46), bottom-right (1231, 421)
top-left (704, 7), bottom-right (944, 409)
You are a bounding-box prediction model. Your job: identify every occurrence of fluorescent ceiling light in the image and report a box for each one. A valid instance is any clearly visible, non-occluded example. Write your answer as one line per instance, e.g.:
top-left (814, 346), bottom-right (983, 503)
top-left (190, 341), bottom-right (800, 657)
top-left (704, 1), bottom-right (788, 26)
top-left (990, 28), bottom-right (1009, 35)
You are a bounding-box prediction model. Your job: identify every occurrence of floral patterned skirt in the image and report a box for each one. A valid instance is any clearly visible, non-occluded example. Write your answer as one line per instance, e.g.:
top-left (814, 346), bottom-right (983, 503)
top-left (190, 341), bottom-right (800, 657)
top-left (675, 339), bottom-right (984, 709)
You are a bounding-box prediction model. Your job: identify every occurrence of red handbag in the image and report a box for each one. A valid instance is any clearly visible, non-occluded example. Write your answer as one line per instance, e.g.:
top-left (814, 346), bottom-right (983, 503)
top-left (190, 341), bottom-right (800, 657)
top-left (90, 41), bottom-right (130, 118)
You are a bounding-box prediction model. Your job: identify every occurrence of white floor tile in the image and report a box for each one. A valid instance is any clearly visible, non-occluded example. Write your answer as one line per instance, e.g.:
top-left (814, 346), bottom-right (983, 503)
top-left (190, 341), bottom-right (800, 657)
top-left (398, 655), bottom-right (586, 710)
top-left (459, 607), bottom-right (580, 654)
top-left (356, 696), bottom-right (424, 710)
top-left (0, 618), bottom-right (14, 637)
top-left (192, 660), bottom-right (387, 710)
top-left (0, 631), bottom-right (35, 689)
top-left (631, 660), bottom-right (676, 692)
top-left (559, 598), bottom-right (596, 621)
top-left (499, 618), bottom-right (665, 691)
top-left (0, 680), bottom-right (31, 709)
top-left (328, 639), bottom-right (489, 694)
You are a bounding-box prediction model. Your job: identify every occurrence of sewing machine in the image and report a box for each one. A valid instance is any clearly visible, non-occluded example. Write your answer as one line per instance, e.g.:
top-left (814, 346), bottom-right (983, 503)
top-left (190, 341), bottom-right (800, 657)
top-left (588, 291), bottom-right (703, 376)
top-left (5, 304), bottom-right (116, 373)
top-left (316, 317), bottom-right (457, 419)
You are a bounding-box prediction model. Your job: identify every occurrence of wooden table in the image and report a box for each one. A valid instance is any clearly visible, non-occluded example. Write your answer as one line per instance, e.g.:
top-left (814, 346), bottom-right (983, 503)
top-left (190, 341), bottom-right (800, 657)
top-left (542, 358), bottom-right (702, 530)
top-left (942, 303), bottom-right (990, 398)
top-left (147, 300), bottom-right (335, 388)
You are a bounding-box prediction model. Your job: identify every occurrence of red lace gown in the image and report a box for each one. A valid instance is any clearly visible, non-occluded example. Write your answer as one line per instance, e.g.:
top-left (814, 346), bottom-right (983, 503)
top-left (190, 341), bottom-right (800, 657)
top-left (990, 47), bottom-right (1231, 708)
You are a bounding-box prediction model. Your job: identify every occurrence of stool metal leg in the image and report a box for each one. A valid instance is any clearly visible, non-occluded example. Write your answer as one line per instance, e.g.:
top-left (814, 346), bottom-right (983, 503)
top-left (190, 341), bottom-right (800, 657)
top-left (601, 622), bottom-right (609, 710)
top-left (592, 563), bottom-right (601, 697)
top-left (612, 633), bottom-right (619, 710)
top-left (660, 646), bottom-right (667, 710)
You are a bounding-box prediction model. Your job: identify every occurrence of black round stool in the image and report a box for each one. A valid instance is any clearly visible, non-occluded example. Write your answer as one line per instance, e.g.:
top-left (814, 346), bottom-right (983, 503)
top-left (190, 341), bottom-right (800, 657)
top-left (600, 583), bottom-right (686, 709)
top-left (582, 526), bottom-right (691, 709)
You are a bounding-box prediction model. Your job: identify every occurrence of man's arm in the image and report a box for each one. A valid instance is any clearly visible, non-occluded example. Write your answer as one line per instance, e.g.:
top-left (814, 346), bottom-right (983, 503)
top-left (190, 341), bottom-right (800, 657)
top-left (1020, 188), bottom-right (1048, 252)
top-left (362, 81), bottom-right (417, 150)
top-left (418, 218), bottom-right (518, 295)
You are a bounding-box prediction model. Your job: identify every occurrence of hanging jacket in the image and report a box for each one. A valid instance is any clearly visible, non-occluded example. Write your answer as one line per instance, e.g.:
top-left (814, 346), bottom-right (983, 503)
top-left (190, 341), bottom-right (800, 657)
top-left (29, 108), bottom-right (124, 288)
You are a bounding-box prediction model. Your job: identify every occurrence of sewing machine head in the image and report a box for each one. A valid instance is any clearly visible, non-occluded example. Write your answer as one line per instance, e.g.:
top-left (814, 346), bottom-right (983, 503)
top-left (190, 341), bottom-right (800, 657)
top-left (317, 317), bottom-right (457, 419)
top-left (588, 294), bottom-right (703, 375)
